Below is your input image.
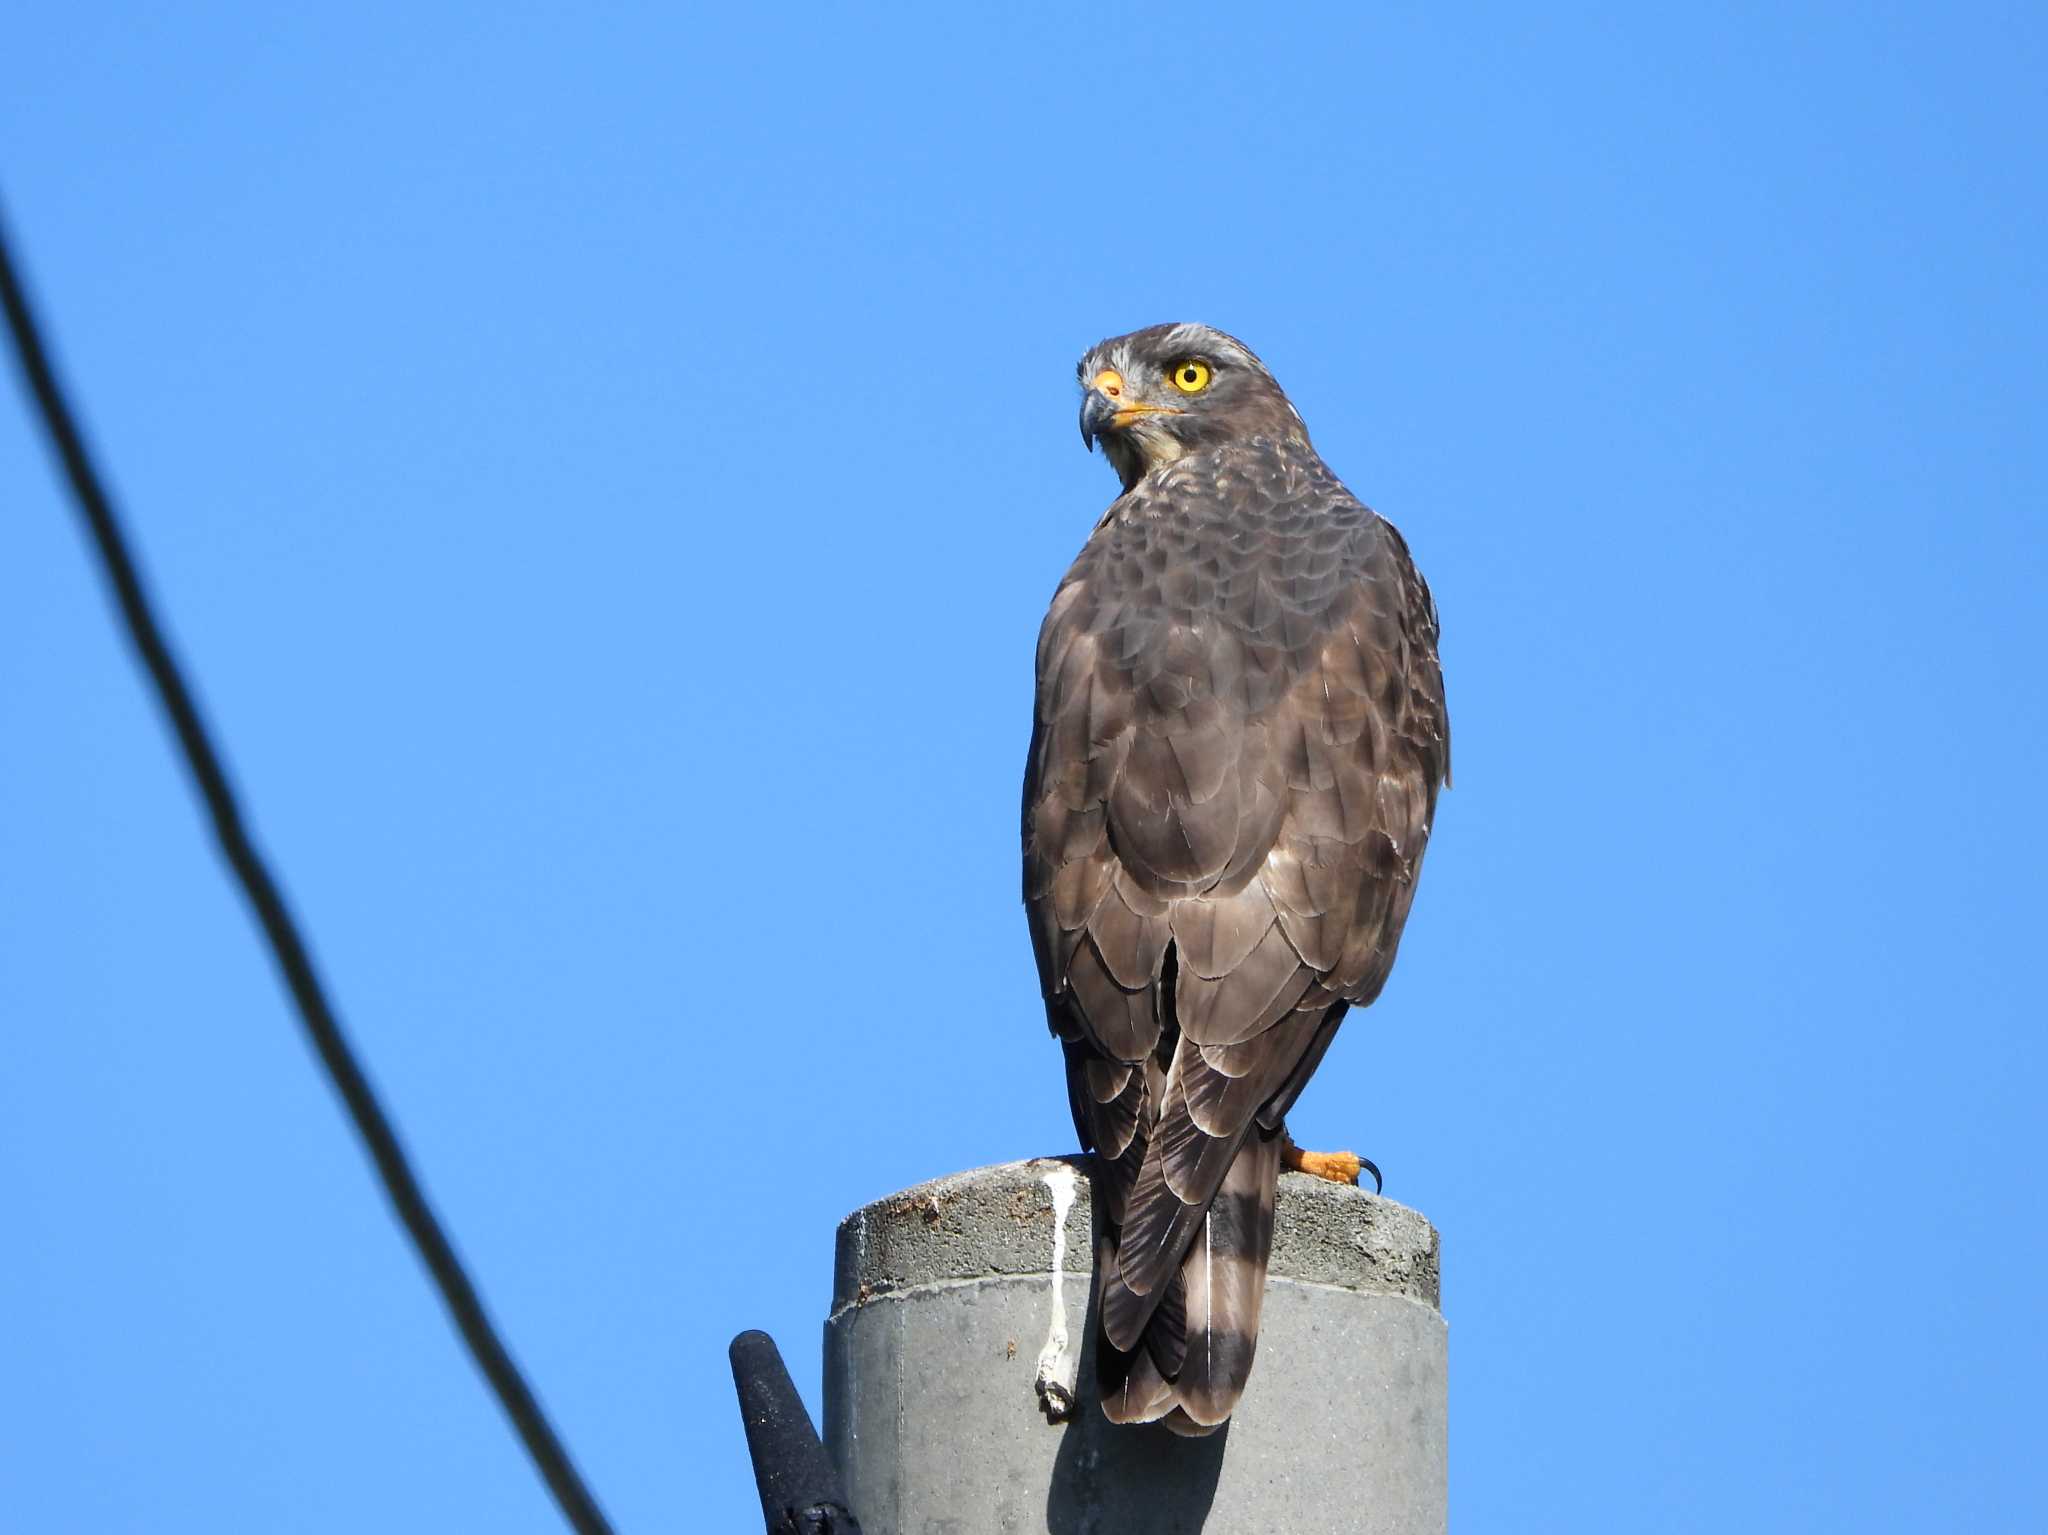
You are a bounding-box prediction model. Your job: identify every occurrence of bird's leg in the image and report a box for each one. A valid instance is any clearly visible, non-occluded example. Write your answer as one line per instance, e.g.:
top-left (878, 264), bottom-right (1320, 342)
top-left (1281, 1133), bottom-right (1383, 1193)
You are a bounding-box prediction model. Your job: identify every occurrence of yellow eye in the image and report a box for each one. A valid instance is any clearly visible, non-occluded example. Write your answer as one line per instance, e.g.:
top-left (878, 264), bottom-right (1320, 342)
top-left (1168, 360), bottom-right (1211, 394)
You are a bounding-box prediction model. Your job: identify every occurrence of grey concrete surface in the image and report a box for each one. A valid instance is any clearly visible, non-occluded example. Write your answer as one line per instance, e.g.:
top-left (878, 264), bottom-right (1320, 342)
top-left (823, 1157), bottom-right (1446, 1535)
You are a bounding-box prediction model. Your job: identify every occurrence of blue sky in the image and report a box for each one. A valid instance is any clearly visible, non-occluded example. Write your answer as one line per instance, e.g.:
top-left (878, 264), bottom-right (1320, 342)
top-left (3, 4), bottom-right (2043, 1530)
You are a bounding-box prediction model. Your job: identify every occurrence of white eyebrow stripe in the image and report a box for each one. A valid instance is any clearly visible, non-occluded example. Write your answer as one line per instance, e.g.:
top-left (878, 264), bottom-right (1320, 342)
top-left (1074, 324), bottom-right (1273, 386)
top-left (1159, 323), bottom-right (1259, 371)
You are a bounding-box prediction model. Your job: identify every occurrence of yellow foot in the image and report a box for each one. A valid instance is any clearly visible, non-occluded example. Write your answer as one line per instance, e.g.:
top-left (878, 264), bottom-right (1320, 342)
top-left (1282, 1143), bottom-right (1384, 1191)
top-left (1283, 1145), bottom-right (1364, 1185)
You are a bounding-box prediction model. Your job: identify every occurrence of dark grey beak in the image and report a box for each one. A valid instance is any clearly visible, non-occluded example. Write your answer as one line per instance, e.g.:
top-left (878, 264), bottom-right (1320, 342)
top-left (1079, 390), bottom-right (1118, 451)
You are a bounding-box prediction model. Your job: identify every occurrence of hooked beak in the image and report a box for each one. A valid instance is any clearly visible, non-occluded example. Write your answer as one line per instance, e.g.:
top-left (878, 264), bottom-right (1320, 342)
top-left (1079, 367), bottom-right (1179, 451)
top-left (1079, 389), bottom-right (1118, 450)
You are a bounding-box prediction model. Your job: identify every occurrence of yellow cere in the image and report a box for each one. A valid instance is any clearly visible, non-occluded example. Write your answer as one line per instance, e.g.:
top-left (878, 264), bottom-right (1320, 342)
top-left (1169, 360), bottom-right (1211, 394)
top-left (1092, 368), bottom-right (1126, 397)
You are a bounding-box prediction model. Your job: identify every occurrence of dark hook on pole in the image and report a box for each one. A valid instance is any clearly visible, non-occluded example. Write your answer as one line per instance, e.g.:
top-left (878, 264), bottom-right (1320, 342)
top-left (729, 1330), bottom-right (863, 1535)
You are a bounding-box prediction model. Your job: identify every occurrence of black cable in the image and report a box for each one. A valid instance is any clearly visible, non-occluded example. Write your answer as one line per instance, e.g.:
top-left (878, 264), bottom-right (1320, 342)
top-left (0, 206), bottom-right (614, 1535)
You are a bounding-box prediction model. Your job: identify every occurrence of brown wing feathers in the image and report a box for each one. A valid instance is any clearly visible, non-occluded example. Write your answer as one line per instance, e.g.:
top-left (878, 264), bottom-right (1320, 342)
top-left (1025, 434), bottom-right (1447, 1430)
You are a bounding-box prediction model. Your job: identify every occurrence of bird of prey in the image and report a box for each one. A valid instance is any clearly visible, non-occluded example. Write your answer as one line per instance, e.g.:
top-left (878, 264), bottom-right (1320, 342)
top-left (1022, 323), bottom-right (1449, 1434)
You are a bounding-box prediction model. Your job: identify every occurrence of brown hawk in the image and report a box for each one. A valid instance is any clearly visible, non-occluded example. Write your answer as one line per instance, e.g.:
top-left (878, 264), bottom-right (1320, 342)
top-left (1022, 323), bottom-right (1450, 1433)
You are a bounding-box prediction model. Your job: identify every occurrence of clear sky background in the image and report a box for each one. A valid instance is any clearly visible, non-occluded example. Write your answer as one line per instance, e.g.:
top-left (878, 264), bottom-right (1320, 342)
top-left (3, 5), bottom-right (2043, 1531)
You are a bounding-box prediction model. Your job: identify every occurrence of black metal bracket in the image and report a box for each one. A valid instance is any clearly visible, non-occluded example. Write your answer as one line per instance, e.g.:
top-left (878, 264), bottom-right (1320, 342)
top-left (729, 1330), bottom-right (863, 1534)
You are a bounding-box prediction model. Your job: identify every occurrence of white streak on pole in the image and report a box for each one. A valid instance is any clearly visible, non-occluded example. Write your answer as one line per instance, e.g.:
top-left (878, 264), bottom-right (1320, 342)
top-left (1032, 1161), bottom-right (1079, 1420)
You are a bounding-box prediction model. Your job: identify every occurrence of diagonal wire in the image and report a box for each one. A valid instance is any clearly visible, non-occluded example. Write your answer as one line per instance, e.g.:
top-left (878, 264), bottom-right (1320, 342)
top-left (0, 206), bottom-right (614, 1535)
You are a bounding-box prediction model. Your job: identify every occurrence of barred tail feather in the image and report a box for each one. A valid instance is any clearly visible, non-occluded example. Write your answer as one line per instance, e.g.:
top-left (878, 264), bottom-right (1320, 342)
top-left (1169, 1129), bottom-right (1281, 1430)
top-left (1099, 1326), bottom-right (1177, 1424)
top-left (1096, 1130), bottom-right (1282, 1431)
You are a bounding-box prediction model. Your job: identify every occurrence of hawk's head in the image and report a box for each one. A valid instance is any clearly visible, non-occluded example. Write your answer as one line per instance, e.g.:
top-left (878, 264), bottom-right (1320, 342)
top-left (1077, 322), bottom-right (1309, 490)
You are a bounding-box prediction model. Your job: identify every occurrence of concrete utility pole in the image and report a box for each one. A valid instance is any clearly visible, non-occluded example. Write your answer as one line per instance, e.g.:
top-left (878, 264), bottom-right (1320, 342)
top-left (824, 1157), bottom-right (1446, 1534)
